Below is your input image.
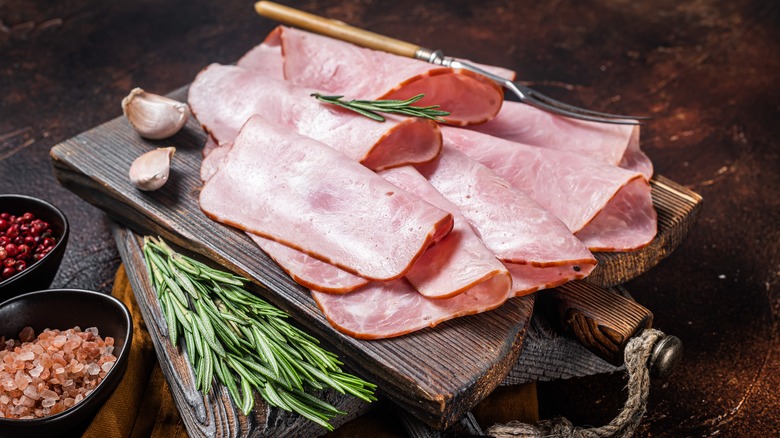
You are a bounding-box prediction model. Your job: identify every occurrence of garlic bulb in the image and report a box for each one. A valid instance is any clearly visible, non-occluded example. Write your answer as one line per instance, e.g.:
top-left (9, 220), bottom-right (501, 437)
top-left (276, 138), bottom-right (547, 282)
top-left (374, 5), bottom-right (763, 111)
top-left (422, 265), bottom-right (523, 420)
top-left (122, 88), bottom-right (190, 139)
top-left (129, 147), bottom-right (176, 191)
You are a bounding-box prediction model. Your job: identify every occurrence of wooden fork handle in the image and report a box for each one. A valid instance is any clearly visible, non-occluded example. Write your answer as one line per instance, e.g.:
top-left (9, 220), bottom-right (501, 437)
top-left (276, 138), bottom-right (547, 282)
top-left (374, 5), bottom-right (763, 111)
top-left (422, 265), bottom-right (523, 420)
top-left (255, 1), bottom-right (421, 58)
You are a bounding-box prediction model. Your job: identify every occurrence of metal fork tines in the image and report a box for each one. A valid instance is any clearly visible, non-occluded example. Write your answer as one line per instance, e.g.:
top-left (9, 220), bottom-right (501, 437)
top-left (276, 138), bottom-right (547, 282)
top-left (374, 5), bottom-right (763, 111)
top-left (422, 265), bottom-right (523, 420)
top-left (421, 49), bottom-right (649, 125)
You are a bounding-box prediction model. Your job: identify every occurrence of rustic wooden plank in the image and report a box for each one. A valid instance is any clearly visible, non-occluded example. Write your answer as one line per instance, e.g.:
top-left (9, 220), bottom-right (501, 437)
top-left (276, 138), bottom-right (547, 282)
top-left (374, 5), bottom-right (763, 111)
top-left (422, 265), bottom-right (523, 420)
top-left (503, 286), bottom-right (648, 385)
top-left (504, 314), bottom-right (621, 386)
top-left (50, 105), bottom-right (535, 430)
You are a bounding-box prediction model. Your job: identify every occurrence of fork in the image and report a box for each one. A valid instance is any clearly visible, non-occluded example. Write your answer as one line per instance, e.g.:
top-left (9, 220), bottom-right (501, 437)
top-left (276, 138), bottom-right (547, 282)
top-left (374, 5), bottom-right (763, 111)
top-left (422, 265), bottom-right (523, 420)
top-left (255, 1), bottom-right (648, 125)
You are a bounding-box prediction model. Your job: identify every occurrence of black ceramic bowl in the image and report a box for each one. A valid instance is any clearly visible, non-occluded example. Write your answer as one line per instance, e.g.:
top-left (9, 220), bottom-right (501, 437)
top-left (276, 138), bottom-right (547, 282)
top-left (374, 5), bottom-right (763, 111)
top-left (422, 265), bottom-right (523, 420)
top-left (0, 289), bottom-right (132, 437)
top-left (0, 195), bottom-right (69, 302)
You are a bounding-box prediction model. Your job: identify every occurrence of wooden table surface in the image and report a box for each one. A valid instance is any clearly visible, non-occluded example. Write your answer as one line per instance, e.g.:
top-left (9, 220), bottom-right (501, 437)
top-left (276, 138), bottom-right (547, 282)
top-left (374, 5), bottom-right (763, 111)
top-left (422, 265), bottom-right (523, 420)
top-left (2, 0), bottom-right (778, 436)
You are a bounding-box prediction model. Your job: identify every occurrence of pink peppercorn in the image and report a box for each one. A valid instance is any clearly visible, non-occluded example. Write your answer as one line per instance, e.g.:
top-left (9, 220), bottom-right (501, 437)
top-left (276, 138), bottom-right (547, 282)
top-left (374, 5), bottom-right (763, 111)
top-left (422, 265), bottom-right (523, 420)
top-left (0, 211), bottom-right (57, 283)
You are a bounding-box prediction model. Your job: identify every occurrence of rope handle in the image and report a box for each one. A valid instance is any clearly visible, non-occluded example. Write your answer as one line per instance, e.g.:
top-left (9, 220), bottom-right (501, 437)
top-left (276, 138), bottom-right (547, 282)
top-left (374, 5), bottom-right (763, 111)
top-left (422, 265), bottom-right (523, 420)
top-left (487, 329), bottom-right (681, 438)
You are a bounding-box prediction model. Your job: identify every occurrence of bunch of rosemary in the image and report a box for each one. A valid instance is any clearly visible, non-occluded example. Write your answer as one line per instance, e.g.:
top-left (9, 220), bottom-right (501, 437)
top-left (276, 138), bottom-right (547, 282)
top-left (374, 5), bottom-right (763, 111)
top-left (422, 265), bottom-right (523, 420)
top-left (142, 236), bottom-right (376, 430)
top-left (312, 93), bottom-right (450, 122)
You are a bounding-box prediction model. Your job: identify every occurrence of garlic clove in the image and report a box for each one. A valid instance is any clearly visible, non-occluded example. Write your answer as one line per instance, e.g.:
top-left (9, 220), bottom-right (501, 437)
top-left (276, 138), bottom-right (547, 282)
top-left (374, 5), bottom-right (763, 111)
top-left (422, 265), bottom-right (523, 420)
top-left (122, 88), bottom-right (190, 140)
top-left (129, 147), bottom-right (176, 191)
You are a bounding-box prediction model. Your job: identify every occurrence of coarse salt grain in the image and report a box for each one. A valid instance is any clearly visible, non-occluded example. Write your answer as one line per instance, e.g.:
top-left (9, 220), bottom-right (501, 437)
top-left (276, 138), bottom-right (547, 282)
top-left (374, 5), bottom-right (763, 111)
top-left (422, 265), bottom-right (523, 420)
top-left (51, 336), bottom-right (67, 348)
top-left (29, 365), bottom-right (43, 378)
top-left (0, 326), bottom-right (117, 420)
top-left (86, 363), bottom-right (100, 376)
top-left (17, 351), bottom-right (34, 361)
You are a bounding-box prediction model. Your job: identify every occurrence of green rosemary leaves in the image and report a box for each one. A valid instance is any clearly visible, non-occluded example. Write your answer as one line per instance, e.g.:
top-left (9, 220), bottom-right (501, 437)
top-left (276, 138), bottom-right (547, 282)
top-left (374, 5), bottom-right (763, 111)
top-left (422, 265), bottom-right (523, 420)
top-left (312, 93), bottom-right (450, 122)
top-left (142, 236), bottom-right (376, 430)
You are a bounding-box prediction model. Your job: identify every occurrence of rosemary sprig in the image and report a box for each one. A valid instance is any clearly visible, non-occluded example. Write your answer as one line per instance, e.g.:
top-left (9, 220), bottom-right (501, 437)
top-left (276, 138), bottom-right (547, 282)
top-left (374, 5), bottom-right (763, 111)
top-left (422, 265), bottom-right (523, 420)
top-left (312, 93), bottom-right (450, 123)
top-left (142, 236), bottom-right (376, 430)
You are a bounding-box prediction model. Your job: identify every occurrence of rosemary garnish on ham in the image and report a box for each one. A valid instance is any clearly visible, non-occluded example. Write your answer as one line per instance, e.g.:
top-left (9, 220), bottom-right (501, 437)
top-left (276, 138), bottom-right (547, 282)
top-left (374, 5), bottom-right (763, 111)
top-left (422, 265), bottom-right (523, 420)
top-left (142, 236), bottom-right (376, 430)
top-left (312, 93), bottom-right (450, 122)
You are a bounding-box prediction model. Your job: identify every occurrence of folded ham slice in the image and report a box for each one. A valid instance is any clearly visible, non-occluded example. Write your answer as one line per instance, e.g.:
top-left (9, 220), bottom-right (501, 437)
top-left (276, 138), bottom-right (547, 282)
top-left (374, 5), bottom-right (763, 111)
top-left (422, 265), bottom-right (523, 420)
top-left (249, 233), bottom-right (369, 293)
top-left (380, 166), bottom-right (510, 299)
top-left (441, 128), bottom-right (656, 251)
top-left (236, 26), bottom-right (284, 78)
top-left (189, 64), bottom-right (442, 171)
top-left (248, 165), bottom-right (511, 300)
top-left (200, 139), bottom-right (229, 182)
top-left (200, 115), bottom-right (453, 281)
top-left (276, 26), bottom-right (507, 126)
top-left (468, 101), bottom-right (654, 179)
top-left (312, 277), bottom-right (512, 340)
top-left (417, 148), bottom-right (597, 294)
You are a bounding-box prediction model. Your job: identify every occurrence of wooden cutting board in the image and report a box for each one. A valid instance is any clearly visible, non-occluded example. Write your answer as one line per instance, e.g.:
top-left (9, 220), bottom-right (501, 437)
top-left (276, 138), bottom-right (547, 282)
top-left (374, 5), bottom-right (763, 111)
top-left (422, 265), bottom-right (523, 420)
top-left (50, 88), bottom-right (701, 430)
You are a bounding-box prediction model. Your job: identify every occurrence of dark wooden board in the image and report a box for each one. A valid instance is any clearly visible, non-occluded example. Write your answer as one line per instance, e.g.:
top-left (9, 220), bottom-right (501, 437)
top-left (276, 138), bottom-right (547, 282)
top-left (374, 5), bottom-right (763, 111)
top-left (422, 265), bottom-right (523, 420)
top-left (50, 89), bottom-right (535, 429)
top-left (49, 87), bottom-right (701, 430)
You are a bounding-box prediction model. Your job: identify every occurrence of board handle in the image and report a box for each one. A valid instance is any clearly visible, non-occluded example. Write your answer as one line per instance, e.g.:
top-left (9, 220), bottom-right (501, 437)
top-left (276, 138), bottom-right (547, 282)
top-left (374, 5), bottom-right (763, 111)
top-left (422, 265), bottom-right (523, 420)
top-left (255, 1), bottom-right (421, 58)
top-left (544, 281), bottom-right (654, 366)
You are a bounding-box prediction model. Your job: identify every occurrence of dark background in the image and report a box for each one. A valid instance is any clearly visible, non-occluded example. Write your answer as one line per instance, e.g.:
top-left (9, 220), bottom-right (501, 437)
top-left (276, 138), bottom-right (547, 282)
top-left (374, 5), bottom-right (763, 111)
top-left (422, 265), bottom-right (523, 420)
top-left (1, 1), bottom-right (778, 436)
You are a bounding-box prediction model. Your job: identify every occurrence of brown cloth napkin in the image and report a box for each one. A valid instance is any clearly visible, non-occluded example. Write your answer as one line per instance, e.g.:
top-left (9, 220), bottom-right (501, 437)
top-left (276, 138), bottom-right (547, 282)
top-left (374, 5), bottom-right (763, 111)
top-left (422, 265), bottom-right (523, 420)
top-left (82, 265), bottom-right (187, 438)
top-left (83, 265), bottom-right (538, 437)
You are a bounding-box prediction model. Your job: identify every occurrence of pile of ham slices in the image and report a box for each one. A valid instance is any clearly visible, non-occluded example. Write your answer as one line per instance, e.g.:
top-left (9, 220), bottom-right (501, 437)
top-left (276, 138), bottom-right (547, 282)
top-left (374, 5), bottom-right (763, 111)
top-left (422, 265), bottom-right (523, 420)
top-left (192, 26), bottom-right (657, 340)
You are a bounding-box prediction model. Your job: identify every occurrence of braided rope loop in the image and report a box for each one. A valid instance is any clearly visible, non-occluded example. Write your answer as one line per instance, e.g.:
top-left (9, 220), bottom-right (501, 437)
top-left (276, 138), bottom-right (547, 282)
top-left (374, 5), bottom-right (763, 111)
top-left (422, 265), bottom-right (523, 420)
top-left (486, 329), bottom-right (664, 438)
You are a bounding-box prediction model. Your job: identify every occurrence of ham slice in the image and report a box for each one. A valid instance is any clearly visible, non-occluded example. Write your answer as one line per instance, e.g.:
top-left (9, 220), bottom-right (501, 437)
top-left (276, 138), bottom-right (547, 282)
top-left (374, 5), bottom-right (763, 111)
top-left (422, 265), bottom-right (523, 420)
top-left (312, 277), bottom-right (512, 340)
top-left (238, 164), bottom-right (513, 338)
top-left (417, 148), bottom-right (597, 294)
top-left (469, 101), bottom-right (654, 179)
top-left (236, 27), bottom-right (284, 78)
top-left (571, 177), bottom-right (658, 251)
top-left (189, 64), bottom-right (442, 171)
top-left (618, 128), bottom-right (654, 179)
top-left (441, 128), bottom-right (656, 251)
top-left (380, 166), bottom-right (510, 299)
top-left (200, 140), bottom-right (229, 181)
top-left (248, 165), bottom-right (511, 299)
top-left (276, 26), bottom-right (507, 126)
top-left (249, 234), bottom-right (369, 293)
top-left (200, 115), bottom-right (453, 281)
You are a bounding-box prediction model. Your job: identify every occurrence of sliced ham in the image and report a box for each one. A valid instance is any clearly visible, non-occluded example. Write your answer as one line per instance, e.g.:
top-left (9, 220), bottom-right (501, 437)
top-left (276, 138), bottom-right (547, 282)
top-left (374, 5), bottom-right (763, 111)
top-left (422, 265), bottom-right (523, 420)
top-left (276, 26), bottom-right (507, 126)
top-left (189, 64), bottom-right (442, 171)
top-left (441, 128), bottom-right (656, 251)
top-left (506, 263), bottom-right (589, 294)
top-left (618, 127), bottom-right (654, 179)
top-left (312, 277), bottom-right (512, 340)
top-left (380, 166), bottom-right (510, 299)
top-left (236, 27), bottom-right (284, 79)
top-left (571, 177), bottom-right (658, 251)
top-left (468, 101), bottom-right (653, 179)
top-left (248, 165), bottom-right (511, 299)
top-left (249, 233), bottom-right (369, 293)
top-left (416, 148), bottom-right (597, 295)
top-left (202, 136), bottom-right (220, 158)
top-left (200, 115), bottom-right (453, 281)
top-left (200, 140), bottom-right (229, 182)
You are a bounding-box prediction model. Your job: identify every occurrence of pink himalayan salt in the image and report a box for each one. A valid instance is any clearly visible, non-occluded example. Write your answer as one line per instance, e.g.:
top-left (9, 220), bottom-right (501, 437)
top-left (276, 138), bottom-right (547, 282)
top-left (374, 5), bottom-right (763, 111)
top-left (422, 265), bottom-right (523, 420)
top-left (29, 364), bottom-right (43, 378)
top-left (51, 336), bottom-right (67, 348)
top-left (0, 326), bottom-right (117, 420)
top-left (16, 351), bottom-right (34, 361)
top-left (86, 363), bottom-right (100, 376)
top-left (23, 386), bottom-right (39, 400)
